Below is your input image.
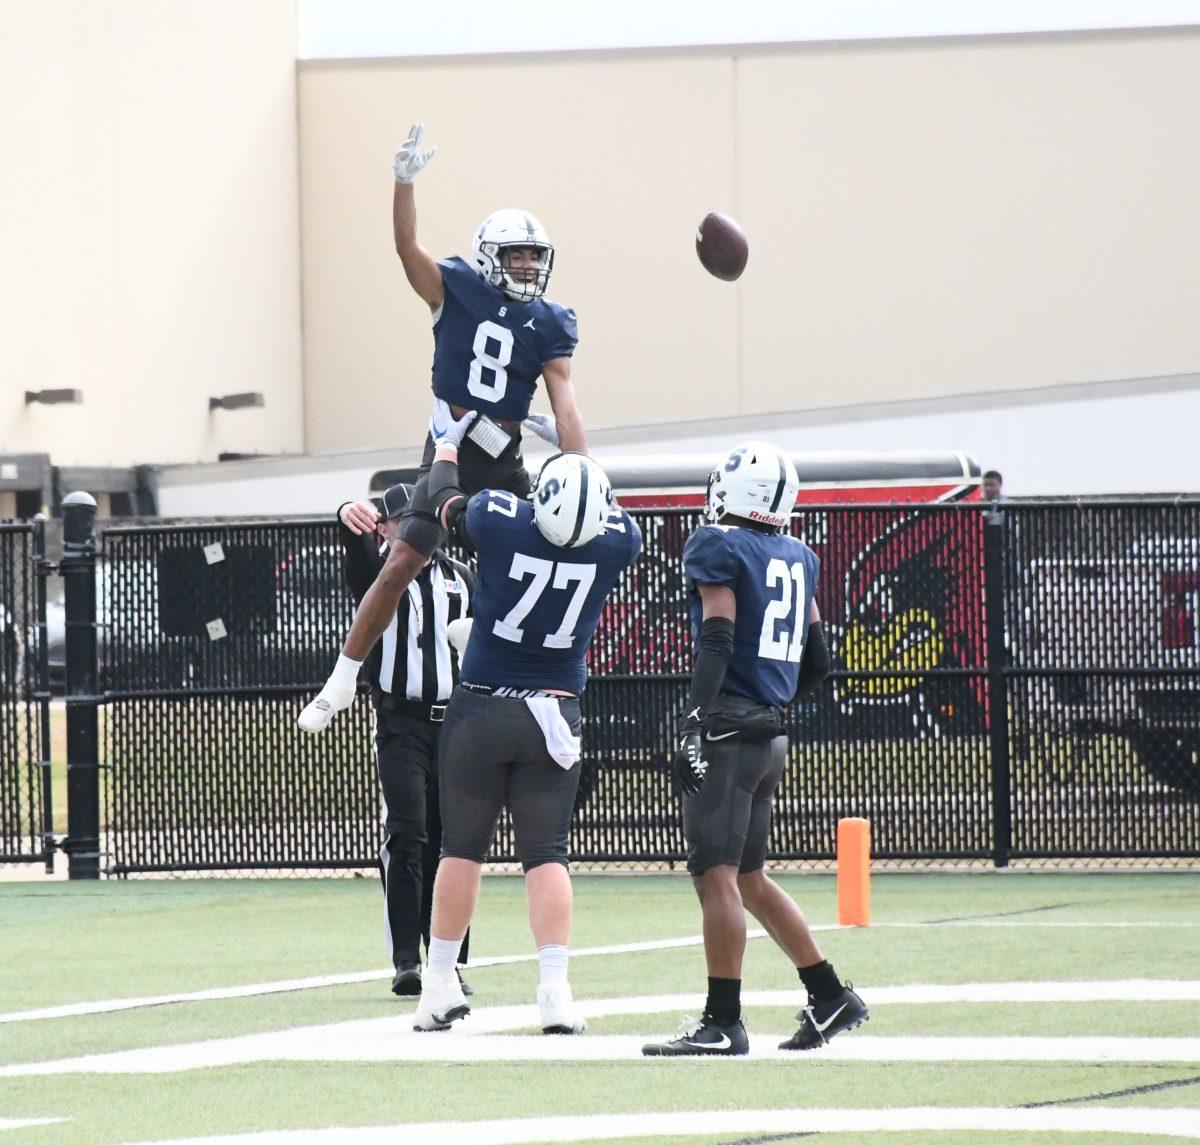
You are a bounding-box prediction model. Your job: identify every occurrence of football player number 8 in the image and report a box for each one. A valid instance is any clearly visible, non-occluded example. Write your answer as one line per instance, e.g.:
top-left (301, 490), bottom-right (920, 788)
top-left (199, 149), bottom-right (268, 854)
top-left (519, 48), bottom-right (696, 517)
top-left (468, 320), bottom-right (513, 402)
top-left (759, 558), bottom-right (807, 663)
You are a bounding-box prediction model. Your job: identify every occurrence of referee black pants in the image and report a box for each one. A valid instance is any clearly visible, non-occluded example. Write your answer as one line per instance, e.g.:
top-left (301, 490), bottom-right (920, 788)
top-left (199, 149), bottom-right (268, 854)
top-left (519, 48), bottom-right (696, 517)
top-left (375, 708), bottom-right (470, 968)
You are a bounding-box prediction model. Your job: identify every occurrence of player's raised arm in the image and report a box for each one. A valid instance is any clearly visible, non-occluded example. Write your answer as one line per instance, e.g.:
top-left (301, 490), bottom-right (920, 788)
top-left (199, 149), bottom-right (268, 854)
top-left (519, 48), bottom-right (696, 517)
top-left (392, 123), bottom-right (444, 310)
top-left (542, 357), bottom-right (587, 453)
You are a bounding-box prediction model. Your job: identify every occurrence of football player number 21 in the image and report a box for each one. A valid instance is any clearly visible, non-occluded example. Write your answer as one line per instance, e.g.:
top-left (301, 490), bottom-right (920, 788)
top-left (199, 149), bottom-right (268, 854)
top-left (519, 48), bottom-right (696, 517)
top-left (468, 320), bottom-right (513, 402)
top-left (759, 558), bottom-right (807, 663)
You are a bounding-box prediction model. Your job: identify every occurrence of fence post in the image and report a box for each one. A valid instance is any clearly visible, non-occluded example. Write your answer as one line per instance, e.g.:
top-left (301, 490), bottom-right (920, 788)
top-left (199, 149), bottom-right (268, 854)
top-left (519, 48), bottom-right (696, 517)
top-left (62, 491), bottom-right (100, 880)
top-left (31, 516), bottom-right (55, 872)
top-left (983, 508), bottom-right (1012, 868)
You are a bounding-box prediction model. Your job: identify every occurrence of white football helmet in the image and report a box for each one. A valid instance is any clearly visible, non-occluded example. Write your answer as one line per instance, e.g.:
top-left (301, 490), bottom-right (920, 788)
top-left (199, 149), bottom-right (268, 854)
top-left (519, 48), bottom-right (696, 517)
top-left (533, 453), bottom-right (614, 548)
top-left (706, 441), bottom-right (800, 530)
top-left (471, 209), bottom-right (554, 302)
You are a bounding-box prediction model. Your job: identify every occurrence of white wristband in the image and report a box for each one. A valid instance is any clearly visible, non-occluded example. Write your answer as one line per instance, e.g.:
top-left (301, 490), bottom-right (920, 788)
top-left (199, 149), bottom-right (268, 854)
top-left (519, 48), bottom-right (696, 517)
top-left (331, 653), bottom-right (363, 688)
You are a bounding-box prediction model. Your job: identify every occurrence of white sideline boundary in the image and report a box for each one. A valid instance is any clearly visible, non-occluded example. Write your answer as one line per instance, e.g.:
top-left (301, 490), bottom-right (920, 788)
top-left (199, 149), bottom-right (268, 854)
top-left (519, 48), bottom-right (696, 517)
top-left (5, 982), bottom-right (1200, 1076)
top-left (5, 919), bottom-right (1196, 1026)
top-left (141, 1106), bottom-right (1200, 1143)
top-left (0, 1119), bottom-right (68, 1133)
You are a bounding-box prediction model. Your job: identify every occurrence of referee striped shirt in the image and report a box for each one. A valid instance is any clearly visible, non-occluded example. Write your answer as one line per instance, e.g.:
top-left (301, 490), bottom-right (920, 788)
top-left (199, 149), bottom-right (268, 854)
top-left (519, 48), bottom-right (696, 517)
top-left (337, 510), bottom-right (472, 704)
top-left (377, 555), bottom-right (470, 702)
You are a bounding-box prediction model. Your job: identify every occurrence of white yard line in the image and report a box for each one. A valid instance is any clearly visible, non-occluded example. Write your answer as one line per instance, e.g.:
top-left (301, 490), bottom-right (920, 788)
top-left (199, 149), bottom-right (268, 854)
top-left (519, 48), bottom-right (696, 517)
top-left (3, 920), bottom-right (1195, 1025)
top-left (140, 1105), bottom-right (1200, 1144)
top-left (0, 931), bottom-right (765, 1026)
top-left (4, 982), bottom-right (1200, 1076)
top-left (0, 1118), bottom-right (68, 1132)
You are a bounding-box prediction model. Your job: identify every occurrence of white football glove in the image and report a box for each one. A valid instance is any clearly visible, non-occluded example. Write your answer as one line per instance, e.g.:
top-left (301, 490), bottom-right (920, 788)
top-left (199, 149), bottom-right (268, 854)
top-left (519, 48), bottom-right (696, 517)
top-left (429, 399), bottom-right (478, 448)
top-left (297, 654), bottom-right (362, 733)
top-left (447, 617), bottom-right (473, 656)
top-left (522, 412), bottom-right (560, 447)
top-left (394, 123), bottom-right (437, 184)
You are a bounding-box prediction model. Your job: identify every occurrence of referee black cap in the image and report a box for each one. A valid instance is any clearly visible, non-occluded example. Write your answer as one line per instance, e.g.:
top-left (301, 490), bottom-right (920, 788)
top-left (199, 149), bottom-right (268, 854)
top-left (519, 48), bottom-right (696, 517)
top-left (379, 482), bottom-right (415, 520)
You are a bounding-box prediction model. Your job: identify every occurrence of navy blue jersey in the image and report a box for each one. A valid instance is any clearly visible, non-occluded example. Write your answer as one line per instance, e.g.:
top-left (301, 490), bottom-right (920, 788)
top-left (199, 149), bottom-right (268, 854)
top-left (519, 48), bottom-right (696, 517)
top-left (431, 256), bottom-right (578, 422)
top-left (460, 490), bottom-right (641, 694)
top-left (684, 524), bottom-right (820, 709)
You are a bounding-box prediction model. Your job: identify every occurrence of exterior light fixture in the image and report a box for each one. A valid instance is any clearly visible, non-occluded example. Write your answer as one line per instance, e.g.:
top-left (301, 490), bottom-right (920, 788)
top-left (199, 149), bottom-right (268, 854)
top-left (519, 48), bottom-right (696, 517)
top-left (25, 389), bottom-right (82, 405)
top-left (209, 392), bottom-right (265, 412)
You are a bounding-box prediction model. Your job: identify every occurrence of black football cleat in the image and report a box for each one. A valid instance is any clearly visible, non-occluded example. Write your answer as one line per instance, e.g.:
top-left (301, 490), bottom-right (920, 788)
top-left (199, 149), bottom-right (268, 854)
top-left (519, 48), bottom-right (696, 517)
top-left (457, 967), bottom-right (474, 997)
top-left (779, 984), bottom-right (869, 1050)
top-left (642, 1014), bottom-right (749, 1057)
top-left (390, 962), bottom-right (422, 997)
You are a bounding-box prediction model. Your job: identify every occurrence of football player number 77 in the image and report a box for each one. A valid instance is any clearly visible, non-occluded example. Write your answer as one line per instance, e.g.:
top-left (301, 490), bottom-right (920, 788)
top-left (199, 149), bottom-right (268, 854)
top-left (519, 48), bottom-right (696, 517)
top-left (494, 554), bottom-right (597, 649)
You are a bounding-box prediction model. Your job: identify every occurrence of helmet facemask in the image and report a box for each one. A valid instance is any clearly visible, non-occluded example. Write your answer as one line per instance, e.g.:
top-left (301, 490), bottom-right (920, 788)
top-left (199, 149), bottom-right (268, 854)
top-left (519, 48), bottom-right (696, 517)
top-left (704, 469), bottom-right (727, 524)
top-left (483, 242), bottom-right (554, 302)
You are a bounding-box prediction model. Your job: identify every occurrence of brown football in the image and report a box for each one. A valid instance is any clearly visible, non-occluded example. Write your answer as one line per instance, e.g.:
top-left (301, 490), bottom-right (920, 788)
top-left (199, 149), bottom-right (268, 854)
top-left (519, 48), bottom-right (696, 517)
top-left (695, 212), bottom-right (749, 281)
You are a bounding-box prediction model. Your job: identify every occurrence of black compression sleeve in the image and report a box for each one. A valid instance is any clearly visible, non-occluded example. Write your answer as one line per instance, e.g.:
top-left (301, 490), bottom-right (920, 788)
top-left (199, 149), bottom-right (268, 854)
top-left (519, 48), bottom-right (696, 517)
top-left (794, 621), bottom-right (831, 697)
top-left (427, 458), bottom-right (462, 520)
top-left (683, 616), bottom-right (736, 720)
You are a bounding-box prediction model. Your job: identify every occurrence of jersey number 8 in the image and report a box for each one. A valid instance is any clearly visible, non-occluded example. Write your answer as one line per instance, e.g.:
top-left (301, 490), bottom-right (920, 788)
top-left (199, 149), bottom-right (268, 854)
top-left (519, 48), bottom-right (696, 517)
top-left (468, 320), bottom-right (514, 403)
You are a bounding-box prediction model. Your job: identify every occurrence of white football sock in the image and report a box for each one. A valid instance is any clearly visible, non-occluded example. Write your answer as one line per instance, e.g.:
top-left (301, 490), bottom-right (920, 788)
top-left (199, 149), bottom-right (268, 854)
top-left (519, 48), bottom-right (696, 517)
top-left (537, 943), bottom-right (569, 988)
top-left (427, 935), bottom-right (461, 974)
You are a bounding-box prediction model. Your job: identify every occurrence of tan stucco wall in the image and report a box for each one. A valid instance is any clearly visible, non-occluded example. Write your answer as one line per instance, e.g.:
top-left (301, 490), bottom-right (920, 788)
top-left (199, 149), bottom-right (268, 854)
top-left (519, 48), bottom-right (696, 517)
top-left (0, 0), bottom-right (304, 467)
top-left (298, 30), bottom-right (1200, 453)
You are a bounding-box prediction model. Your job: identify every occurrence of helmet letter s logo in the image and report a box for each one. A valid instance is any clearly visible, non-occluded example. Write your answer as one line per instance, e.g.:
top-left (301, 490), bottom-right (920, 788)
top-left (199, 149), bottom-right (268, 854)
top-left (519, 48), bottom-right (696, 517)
top-left (538, 478), bottom-right (561, 505)
top-left (725, 449), bottom-right (747, 472)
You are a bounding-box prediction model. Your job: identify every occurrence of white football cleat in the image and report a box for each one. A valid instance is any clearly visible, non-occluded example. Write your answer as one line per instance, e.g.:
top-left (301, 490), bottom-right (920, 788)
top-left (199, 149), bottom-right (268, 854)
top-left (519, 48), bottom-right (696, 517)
top-left (413, 968), bottom-right (470, 1031)
top-left (297, 681), bottom-right (355, 734)
top-left (538, 982), bottom-right (586, 1035)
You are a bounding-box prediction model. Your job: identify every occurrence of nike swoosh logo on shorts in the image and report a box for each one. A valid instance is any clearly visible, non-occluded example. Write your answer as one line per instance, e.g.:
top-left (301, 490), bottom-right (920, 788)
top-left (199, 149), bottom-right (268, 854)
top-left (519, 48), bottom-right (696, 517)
top-left (812, 1003), bottom-right (847, 1033)
top-left (705, 730), bottom-right (738, 741)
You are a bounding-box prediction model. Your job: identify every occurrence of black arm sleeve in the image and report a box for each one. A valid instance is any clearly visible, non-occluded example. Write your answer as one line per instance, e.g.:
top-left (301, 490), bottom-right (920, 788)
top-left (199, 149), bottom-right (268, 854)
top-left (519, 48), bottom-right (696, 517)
top-left (427, 457), bottom-right (464, 520)
top-left (423, 455), bottom-right (474, 549)
top-left (793, 621), bottom-right (831, 698)
top-left (682, 616), bottom-right (736, 721)
top-left (336, 505), bottom-right (382, 604)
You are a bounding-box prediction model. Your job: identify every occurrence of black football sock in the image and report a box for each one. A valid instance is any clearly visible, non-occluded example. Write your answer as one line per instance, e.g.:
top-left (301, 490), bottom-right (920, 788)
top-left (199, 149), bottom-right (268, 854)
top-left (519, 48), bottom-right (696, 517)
top-left (705, 976), bottom-right (742, 1025)
top-left (798, 959), bottom-right (843, 1001)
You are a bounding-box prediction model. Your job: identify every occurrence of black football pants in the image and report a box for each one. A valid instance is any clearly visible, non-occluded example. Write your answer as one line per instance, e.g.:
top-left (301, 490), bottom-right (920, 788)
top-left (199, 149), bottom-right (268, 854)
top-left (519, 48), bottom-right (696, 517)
top-left (415, 430), bottom-right (534, 500)
top-left (375, 708), bottom-right (470, 968)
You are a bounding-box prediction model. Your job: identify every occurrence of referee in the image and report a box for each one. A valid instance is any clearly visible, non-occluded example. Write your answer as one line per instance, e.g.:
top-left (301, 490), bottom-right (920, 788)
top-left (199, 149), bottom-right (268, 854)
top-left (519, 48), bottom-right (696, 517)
top-left (337, 483), bottom-right (473, 997)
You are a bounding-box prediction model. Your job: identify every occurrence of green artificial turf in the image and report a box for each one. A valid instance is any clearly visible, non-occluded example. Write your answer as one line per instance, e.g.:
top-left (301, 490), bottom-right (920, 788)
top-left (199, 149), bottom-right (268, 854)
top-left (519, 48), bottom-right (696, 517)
top-left (1, 872), bottom-right (1198, 1144)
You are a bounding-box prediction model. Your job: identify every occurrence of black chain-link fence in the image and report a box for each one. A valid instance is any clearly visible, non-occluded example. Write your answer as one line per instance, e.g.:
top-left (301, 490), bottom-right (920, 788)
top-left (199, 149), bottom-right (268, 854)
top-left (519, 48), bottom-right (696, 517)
top-left (70, 502), bottom-right (1199, 872)
top-left (1002, 502), bottom-right (1200, 858)
top-left (0, 521), bottom-right (52, 867)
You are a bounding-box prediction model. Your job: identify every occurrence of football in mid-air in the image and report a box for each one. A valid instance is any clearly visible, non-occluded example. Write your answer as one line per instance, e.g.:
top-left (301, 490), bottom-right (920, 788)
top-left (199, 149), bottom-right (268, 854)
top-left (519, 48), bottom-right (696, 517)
top-left (695, 212), bottom-right (749, 281)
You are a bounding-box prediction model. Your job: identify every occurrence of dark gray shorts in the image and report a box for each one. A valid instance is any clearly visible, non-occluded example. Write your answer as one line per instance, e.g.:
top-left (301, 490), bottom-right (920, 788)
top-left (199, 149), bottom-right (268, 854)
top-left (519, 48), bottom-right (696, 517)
top-left (438, 687), bottom-right (582, 871)
top-left (683, 733), bottom-right (787, 877)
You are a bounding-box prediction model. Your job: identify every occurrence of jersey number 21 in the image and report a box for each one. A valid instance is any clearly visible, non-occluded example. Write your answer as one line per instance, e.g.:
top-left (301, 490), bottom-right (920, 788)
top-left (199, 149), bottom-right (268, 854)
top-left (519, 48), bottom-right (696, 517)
top-left (759, 558), bottom-right (806, 663)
